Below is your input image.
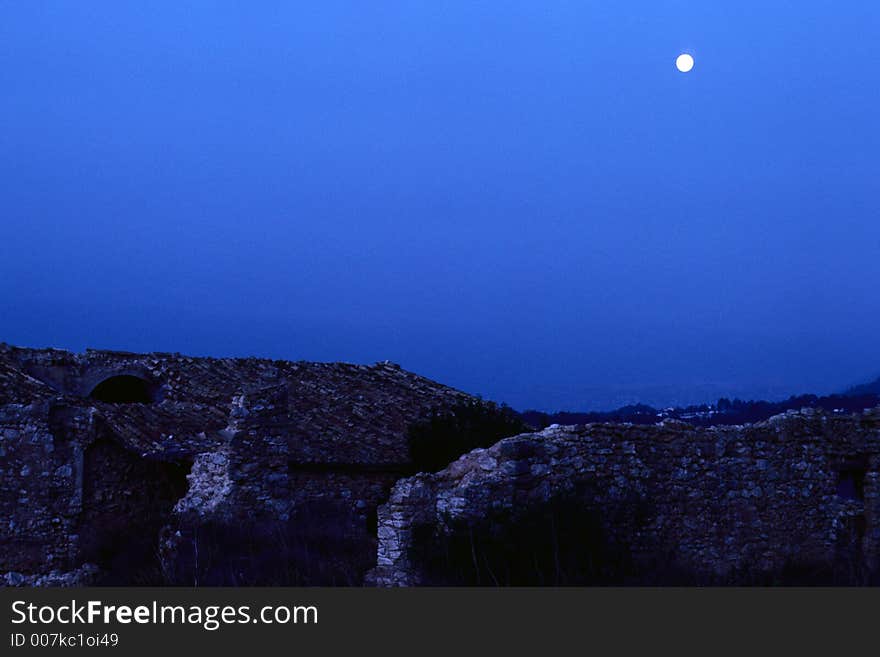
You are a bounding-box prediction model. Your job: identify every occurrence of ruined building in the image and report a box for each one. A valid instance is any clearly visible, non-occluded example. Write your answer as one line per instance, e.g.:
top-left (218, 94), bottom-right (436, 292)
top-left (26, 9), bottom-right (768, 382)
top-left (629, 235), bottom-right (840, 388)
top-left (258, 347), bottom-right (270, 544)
top-left (0, 344), bottom-right (473, 585)
top-left (371, 416), bottom-right (879, 585)
top-left (2, 343), bottom-right (879, 586)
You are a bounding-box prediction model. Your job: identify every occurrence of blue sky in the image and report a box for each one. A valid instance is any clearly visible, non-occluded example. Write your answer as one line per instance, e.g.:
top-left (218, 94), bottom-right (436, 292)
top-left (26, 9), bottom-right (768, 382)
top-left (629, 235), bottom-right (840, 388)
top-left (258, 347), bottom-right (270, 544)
top-left (2, 2), bottom-right (879, 410)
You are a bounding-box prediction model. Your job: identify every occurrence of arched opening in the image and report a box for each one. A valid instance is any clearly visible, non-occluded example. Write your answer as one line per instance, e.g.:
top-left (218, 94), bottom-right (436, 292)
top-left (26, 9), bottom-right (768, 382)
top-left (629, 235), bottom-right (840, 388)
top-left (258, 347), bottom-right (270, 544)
top-left (88, 375), bottom-right (154, 403)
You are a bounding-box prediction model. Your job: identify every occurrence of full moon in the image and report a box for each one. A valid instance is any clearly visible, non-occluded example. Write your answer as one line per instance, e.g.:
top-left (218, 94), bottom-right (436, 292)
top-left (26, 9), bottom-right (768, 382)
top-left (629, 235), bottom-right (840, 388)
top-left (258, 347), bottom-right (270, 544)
top-left (676, 53), bottom-right (694, 72)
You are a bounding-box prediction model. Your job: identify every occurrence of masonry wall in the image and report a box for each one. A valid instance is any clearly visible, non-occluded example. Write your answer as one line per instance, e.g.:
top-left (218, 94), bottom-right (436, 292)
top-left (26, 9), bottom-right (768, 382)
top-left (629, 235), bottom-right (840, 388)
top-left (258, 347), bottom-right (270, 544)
top-left (1, 345), bottom-right (475, 585)
top-left (372, 410), bottom-right (880, 585)
top-left (0, 402), bottom-right (85, 574)
top-left (5, 344), bottom-right (880, 586)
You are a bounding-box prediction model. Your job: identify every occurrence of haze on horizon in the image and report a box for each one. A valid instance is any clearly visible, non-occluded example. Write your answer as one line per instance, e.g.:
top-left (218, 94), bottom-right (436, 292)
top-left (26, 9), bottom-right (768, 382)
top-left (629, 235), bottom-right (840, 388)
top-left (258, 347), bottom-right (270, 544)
top-left (2, 2), bottom-right (879, 412)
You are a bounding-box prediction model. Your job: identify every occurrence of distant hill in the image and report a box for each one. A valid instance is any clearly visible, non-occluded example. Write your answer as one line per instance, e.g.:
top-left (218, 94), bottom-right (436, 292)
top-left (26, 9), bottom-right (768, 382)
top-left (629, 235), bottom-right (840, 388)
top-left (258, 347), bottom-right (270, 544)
top-left (518, 385), bottom-right (880, 430)
top-left (844, 376), bottom-right (880, 397)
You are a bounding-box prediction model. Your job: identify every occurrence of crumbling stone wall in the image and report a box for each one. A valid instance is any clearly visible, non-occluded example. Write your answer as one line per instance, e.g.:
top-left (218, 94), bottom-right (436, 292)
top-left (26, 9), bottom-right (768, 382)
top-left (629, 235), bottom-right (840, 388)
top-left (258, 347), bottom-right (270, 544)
top-left (5, 343), bottom-right (880, 586)
top-left (1, 401), bottom-right (70, 573)
top-left (371, 410), bottom-right (880, 585)
top-left (160, 386), bottom-right (404, 584)
top-left (1, 344), bottom-right (474, 585)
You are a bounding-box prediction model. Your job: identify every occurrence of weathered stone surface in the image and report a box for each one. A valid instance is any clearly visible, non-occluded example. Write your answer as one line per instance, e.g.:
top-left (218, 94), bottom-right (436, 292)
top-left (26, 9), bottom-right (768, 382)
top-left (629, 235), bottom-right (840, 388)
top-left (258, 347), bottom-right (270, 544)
top-left (0, 344), bottom-right (475, 584)
top-left (3, 564), bottom-right (99, 588)
top-left (370, 411), bottom-right (880, 585)
top-left (5, 342), bottom-right (880, 586)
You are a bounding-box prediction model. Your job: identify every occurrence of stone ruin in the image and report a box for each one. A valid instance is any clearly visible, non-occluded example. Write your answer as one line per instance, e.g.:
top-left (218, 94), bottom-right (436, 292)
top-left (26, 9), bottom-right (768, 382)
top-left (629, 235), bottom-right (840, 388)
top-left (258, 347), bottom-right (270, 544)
top-left (370, 415), bottom-right (879, 585)
top-left (0, 344), bottom-right (472, 585)
top-left (1, 342), bottom-right (878, 586)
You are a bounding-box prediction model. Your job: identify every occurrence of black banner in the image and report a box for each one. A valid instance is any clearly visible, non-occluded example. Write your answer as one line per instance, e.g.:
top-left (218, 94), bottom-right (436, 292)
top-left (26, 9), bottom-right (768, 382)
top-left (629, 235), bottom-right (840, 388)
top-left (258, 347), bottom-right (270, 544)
top-left (1, 587), bottom-right (877, 655)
